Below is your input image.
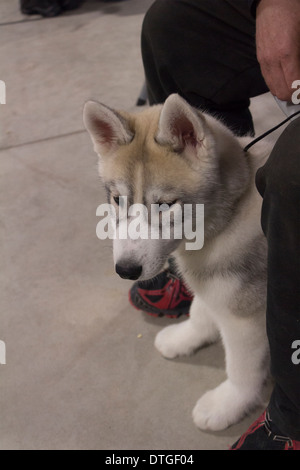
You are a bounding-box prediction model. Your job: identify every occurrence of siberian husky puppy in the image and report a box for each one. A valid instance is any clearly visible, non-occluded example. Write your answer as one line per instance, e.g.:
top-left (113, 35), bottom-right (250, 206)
top-left (84, 94), bottom-right (270, 431)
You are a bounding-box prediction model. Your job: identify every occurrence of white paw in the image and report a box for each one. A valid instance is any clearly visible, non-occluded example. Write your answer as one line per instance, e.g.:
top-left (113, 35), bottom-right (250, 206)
top-left (192, 380), bottom-right (259, 431)
top-left (155, 321), bottom-right (202, 359)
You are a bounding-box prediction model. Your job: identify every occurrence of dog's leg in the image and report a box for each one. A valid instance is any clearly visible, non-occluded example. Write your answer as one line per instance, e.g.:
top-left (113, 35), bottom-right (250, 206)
top-left (154, 295), bottom-right (219, 359)
top-left (192, 310), bottom-right (268, 431)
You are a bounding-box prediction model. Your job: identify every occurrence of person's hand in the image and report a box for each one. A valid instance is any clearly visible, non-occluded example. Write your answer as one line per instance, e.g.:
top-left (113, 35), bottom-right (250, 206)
top-left (256, 0), bottom-right (300, 102)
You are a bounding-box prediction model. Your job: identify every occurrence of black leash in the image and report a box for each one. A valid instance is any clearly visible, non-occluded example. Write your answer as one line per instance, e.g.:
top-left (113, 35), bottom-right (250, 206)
top-left (243, 109), bottom-right (300, 152)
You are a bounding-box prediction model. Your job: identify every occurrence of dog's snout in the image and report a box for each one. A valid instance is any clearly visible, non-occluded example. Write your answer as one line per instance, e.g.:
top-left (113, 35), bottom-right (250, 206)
top-left (115, 263), bottom-right (142, 281)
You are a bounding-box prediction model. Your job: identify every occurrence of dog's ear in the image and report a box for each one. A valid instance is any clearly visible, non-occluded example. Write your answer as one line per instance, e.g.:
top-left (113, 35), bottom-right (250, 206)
top-left (83, 101), bottom-right (134, 156)
top-left (156, 94), bottom-right (206, 154)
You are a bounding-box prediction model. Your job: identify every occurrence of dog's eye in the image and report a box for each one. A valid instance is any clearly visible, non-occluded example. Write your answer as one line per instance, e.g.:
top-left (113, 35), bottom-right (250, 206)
top-left (113, 195), bottom-right (126, 208)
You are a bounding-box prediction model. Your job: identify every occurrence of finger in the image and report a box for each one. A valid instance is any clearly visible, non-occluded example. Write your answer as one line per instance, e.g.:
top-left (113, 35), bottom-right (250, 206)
top-left (259, 59), bottom-right (291, 101)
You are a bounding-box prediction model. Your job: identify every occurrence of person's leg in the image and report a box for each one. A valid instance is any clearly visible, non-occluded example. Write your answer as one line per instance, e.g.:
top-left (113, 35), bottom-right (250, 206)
top-left (232, 118), bottom-right (300, 449)
top-left (257, 117), bottom-right (300, 441)
top-left (142, 0), bottom-right (268, 136)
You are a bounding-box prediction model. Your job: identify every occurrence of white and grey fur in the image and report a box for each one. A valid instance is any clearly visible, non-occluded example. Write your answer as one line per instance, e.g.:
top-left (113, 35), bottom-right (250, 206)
top-left (83, 94), bottom-right (270, 431)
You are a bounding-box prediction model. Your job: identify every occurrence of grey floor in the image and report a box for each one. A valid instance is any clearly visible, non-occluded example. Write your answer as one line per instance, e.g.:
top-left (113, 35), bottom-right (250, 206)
top-left (0, 0), bottom-right (286, 451)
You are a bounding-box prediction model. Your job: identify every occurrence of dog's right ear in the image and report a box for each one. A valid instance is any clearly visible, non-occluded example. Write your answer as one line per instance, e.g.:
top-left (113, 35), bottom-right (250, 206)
top-left (83, 101), bottom-right (134, 156)
top-left (156, 94), bottom-right (206, 153)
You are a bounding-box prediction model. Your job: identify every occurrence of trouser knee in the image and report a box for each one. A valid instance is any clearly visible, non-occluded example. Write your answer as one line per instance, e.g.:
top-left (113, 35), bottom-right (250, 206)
top-left (256, 117), bottom-right (300, 215)
top-left (141, 0), bottom-right (266, 136)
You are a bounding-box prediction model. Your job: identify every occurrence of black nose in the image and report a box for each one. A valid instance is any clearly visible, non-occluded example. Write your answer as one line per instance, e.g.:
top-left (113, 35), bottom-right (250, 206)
top-left (115, 263), bottom-right (142, 280)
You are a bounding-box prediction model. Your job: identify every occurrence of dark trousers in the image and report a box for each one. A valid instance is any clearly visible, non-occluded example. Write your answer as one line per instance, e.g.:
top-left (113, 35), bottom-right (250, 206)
top-left (142, 0), bottom-right (300, 439)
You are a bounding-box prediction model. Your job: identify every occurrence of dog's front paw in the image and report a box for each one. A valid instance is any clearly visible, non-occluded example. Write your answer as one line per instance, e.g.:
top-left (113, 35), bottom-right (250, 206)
top-left (155, 320), bottom-right (203, 359)
top-left (192, 380), bottom-right (259, 431)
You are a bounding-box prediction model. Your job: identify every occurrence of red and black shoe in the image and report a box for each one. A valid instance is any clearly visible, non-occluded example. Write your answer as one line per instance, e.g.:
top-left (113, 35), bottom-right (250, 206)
top-left (129, 269), bottom-right (193, 318)
top-left (230, 409), bottom-right (300, 450)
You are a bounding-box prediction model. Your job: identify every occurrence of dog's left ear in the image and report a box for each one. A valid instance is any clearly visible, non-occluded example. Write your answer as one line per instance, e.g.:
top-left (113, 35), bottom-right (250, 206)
top-left (83, 101), bottom-right (133, 156)
top-left (156, 94), bottom-right (206, 154)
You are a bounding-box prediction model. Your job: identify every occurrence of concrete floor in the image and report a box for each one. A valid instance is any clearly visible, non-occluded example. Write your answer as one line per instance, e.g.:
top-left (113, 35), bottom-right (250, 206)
top-left (0, 0), bottom-right (286, 450)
